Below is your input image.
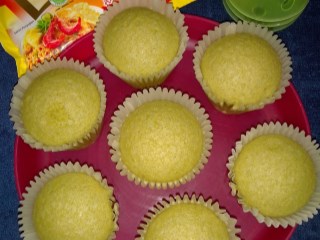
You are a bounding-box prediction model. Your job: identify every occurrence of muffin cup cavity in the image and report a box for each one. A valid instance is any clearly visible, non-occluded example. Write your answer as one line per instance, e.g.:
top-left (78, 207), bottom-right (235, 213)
top-left (136, 194), bottom-right (240, 240)
top-left (193, 21), bottom-right (292, 113)
top-left (18, 161), bottom-right (119, 240)
top-left (93, 0), bottom-right (189, 88)
top-left (9, 57), bottom-right (106, 152)
top-left (107, 87), bottom-right (213, 189)
top-left (227, 122), bottom-right (320, 227)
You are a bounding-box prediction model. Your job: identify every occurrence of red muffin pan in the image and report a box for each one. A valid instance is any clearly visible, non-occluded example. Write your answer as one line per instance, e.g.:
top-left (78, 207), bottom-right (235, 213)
top-left (15, 15), bottom-right (309, 239)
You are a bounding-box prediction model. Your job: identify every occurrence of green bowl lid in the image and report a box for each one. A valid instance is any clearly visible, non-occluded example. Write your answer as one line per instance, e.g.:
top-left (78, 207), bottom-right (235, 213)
top-left (228, 0), bottom-right (308, 22)
top-left (223, 0), bottom-right (302, 31)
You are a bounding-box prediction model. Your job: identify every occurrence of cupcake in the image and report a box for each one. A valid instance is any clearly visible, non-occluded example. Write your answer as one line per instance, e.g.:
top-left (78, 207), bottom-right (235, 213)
top-left (18, 162), bottom-right (119, 240)
top-left (227, 122), bottom-right (320, 227)
top-left (94, 0), bottom-right (188, 88)
top-left (193, 21), bottom-right (292, 113)
top-left (108, 87), bottom-right (213, 189)
top-left (9, 57), bottom-right (106, 152)
top-left (136, 194), bottom-right (240, 240)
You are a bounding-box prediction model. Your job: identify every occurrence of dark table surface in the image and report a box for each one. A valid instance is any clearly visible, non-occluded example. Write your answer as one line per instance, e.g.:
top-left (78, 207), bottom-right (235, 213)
top-left (1, 0), bottom-right (320, 239)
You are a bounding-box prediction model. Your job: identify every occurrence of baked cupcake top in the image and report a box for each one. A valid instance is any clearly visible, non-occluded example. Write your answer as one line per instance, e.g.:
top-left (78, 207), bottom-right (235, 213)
top-left (200, 32), bottom-right (281, 108)
top-left (119, 100), bottom-right (204, 183)
top-left (233, 134), bottom-right (316, 218)
top-left (32, 172), bottom-right (116, 240)
top-left (21, 69), bottom-right (100, 146)
top-left (142, 201), bottom-right (230, 239)
top-left (102, 7), bottom-right (179, 77)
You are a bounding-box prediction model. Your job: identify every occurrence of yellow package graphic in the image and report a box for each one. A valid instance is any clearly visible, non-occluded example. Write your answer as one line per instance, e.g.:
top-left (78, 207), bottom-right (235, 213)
top-left (0, 0), bottom-right (118, 76)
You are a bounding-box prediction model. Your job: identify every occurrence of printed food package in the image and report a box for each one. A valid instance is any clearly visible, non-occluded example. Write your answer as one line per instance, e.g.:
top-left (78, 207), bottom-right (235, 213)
top-left (0, 0), bottom-right (118, 76)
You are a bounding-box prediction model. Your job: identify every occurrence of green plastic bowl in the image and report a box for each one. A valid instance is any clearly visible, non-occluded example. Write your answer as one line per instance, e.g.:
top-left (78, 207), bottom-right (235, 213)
top-left (228, 0), bottom-right (308, 22)
top-left (223, 0), bottom-right (302, 31)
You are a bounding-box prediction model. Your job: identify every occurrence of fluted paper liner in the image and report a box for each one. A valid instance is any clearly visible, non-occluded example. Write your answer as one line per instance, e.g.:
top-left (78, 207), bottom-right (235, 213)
top-left (193, 21), bottom-right (292, 113)
top-left (93, 0), bottom-right (189, 89)
top-left (136, 194), bottom-right (240, 239)
top-left (227, 122), bottom-right (320, 227)
top-left (9, 57), bottom-right (107, 152)
top-left (107, 87), bottom-right (213, 189)
top-left (18, 161), bottom-right (119, 240)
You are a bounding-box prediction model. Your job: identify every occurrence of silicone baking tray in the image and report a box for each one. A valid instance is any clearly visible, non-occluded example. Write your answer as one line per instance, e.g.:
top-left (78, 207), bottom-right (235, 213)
top-left (15, 15), bottom-right (309, 240)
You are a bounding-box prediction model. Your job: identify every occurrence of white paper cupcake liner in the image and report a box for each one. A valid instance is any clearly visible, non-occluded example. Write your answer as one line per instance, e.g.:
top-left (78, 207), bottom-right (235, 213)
top-left (193, 21), bottom-right (292, 113)
top-left (227, 122), bottom-right (320, 227)
top-left (9, 57), bottom-right (107, 152)
top-left (93, 0), bottom-right (189, 88)
top-left (107, 87), bottom-right (213, 189)
top-left (136, 194), bottom-right (240, 239)
top-left (18, 161), bottom-right (119, 240)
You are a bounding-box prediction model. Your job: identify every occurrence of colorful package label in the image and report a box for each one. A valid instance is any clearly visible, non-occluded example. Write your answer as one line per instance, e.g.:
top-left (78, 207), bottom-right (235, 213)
top-left (0, 0), bottom-right (117, 76)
